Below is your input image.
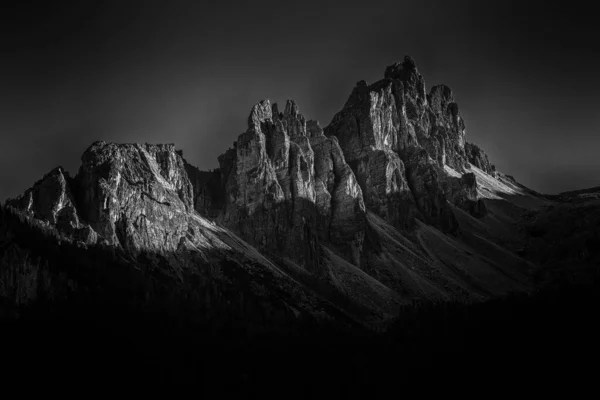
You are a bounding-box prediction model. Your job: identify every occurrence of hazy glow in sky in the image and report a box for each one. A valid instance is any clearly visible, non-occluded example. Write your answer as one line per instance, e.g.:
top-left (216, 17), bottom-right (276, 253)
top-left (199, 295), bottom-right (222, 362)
top-left (1, 0), bottom-right (598, 199)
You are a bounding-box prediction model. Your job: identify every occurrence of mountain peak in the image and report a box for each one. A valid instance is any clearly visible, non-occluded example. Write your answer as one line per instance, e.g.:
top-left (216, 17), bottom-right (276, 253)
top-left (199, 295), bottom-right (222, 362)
top-left (384, 55), bottom-right (419, 81)
top-left (284, 99), bottom-right (300, 117)
top-left (247, 99), bottom-right (273, 130)
top-left (6, 165), bottom-right (74, 226)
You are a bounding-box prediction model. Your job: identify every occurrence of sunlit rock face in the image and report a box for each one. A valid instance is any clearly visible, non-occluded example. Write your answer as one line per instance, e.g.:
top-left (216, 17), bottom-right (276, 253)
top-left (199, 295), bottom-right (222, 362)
top-left (7, 142), bottom-right (229, 255)
top-left (423, 84), bottom-right (469, 171)
top-left (210, 99), bottom-right (366, 270)
top-left (465, 142), bottom-right (496, 176)
top-left (325, 55), bottom-right (486, 230)
top-left (6, 167), bottom-right (78, 227)
top-left (73, 142), bottom-right (196, 254)
top-left (5, 166), bottom-right (100, 244)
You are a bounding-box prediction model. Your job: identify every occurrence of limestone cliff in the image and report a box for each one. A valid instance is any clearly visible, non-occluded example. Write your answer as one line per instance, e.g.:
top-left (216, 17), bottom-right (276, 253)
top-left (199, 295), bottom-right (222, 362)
top-left (5, 166), bottom-right (95, 243)
top-left (325, 55), bottom-right (486, 231)
top-left (212, 100), bottom-right (366, 270)
top-left (73, 142), bottom-right (195, 253)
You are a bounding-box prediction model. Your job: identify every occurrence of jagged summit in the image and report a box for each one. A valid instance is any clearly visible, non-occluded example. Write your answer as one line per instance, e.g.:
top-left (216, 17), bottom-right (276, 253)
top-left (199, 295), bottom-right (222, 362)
top-left (212, 97), bottom-right (366, 271)
top-left (385, 55), bottom-right (417, 73)
top-left (384, 55), bottom-right (421, 85)
top-left (247, 99), bottom-right (272, 129)
top-left (5, 165), bottom-right (79, 232)
top-left (324, 55), bottom-right (489, 233)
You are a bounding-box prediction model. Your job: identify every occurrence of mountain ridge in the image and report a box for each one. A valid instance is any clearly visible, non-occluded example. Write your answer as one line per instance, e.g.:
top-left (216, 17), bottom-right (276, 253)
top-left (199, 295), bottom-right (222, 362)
top-left (1, 55), bottom-right (566, 330)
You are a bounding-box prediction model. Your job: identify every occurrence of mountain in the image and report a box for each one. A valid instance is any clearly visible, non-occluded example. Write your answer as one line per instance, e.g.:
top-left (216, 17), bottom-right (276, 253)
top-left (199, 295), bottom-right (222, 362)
top-left (184, 56), bottom-right (543, 312)
top-left (1, 143), bottom-right (364, 331)
top-left (1, 55), bottom-right (598, 389)
top-left (0, 56), bottom-right (550, 323)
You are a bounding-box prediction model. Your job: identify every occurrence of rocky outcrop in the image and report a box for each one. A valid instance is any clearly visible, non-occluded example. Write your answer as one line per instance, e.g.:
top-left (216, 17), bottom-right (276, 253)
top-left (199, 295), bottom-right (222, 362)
top-left (404, 149), bottom-right (459, 232)
top-left (6, 167), bottom-right (77, 226)
top-left (74, 142), bottom-right (195, 254)
top-left (384, 56), bottom-right (427, 124)
top-left (9, 141), bottom-right (243, 255)
top-left (442, 171), bottom-right (488, 218)
top-left (308, 123), bottom-right (366, 265)
top-left (325, 55), bottom-right (487, 229)
top-left (423, 84), bottom-right (469, 171)
top-left (5, 166), bottom-right (95, 243)
top-left (323, 77), bottom-right (421, 229)
top-left (211, 100), bottom-right (366, 270)
top-left (465, 142), bottom-right (496, 176)
top-left (354, 149), bottom-right (418, 228)
top-left (215, 100), bottom-right (317, 270)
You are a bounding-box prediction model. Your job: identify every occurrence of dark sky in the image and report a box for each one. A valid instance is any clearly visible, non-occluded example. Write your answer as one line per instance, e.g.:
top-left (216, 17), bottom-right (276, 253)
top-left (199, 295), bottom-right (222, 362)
top-left (1, 0), bottom-right (598, 200)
